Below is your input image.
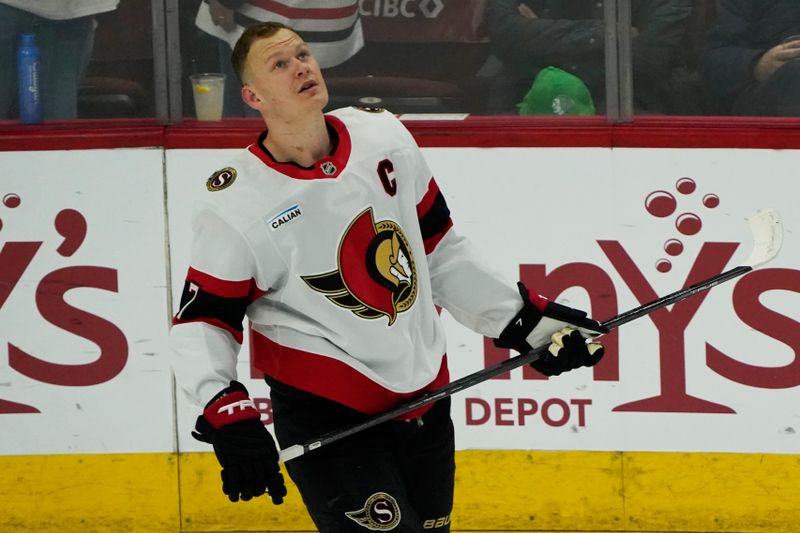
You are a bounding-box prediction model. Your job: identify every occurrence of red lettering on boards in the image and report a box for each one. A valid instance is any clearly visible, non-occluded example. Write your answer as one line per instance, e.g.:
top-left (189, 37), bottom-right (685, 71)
top-left (253, 397), bottom-right (274, 425)
top-left (1, 202), bottom-right (128, 413)
top-left (465, 397), bottom-right (592, 427)
top-left (482, 240), bottom-right (800, 414)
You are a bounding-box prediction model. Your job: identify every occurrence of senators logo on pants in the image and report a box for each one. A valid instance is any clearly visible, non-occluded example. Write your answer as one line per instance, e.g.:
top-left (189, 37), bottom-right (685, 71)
top-left (302, 207), bottom-right (417, 325)
top-left (345, 492), bottom-right (402, 531)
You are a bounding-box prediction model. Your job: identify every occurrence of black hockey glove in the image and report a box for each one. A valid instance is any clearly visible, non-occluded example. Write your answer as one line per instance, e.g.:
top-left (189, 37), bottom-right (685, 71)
top-left (494, 282), bottom-right (607, 376)
top-left (192, 380), bottom-right (287, 504)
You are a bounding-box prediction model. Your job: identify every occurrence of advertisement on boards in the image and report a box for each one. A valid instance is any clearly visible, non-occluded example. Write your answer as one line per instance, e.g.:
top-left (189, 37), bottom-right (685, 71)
top-left (427, 147), bottom-right (799, 454)
top-left (0, 149), bottom-right (173, 455)
top-left (1, 145), bottom-right (796, 456)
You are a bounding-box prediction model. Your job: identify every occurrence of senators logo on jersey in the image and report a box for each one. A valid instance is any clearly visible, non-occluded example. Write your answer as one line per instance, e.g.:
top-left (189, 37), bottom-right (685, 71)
top-left (302, 207), bottom-right (417, 325)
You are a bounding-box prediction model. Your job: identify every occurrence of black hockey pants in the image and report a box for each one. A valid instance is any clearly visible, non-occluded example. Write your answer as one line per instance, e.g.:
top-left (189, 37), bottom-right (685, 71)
top-left (268, 379), bottom-right (455, 533)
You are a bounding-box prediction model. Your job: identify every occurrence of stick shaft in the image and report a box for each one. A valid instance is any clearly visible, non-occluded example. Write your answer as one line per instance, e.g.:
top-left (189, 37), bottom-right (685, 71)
top-left (602, 265), bottom-right (751, 330)
top-left (278, 264), bottom-right (753, 463)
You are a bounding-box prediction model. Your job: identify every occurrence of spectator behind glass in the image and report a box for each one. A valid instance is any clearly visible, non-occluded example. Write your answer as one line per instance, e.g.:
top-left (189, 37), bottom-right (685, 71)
top-left (192, 0), bottom-right (363, 117)
top-left (484, 0), bottom-right (692, 115)
top-left (0, 0), bottom-right (120, 121)
top-left (698, 0), bottom-right (800, 116)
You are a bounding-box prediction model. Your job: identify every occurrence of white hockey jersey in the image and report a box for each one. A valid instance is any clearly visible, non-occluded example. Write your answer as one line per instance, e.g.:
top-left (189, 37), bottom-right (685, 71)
top-left (169, 107), bottom-right (524, 418)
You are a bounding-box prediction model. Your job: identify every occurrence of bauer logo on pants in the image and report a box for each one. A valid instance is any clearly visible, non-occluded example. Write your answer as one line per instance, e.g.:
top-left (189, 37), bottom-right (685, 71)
top-left (345, 492), bottom-right (402, 531)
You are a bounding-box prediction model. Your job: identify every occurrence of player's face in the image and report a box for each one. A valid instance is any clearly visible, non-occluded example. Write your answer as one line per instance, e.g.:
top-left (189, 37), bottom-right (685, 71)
top-left (242, 29), bottom-right (329, 118)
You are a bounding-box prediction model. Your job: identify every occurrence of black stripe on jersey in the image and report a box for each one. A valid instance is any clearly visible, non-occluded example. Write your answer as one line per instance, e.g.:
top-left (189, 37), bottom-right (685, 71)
top-left (303, 270), bottom-right (345, 293)
top-left (418, 191), bottom-right (451, 242)
top-left (330, 293), bottom-right (362, 309)
top-left (232, 13), bottom-right (359, 43)
top-left (175, 280), bottom-right (248, 332)
top-left (355, 308), bottom-right (384, 319)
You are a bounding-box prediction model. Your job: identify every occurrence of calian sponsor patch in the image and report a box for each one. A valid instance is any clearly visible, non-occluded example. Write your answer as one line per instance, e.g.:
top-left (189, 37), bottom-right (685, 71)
top-left (268, 204), bottom-right (303, 231)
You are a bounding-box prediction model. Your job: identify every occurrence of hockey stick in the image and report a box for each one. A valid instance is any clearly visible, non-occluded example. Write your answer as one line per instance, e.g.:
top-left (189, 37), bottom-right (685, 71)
top-left (278, 208), bottom-right (783, 463)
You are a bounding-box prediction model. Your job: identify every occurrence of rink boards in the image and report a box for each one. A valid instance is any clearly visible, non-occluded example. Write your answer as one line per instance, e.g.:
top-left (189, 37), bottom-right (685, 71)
top-left (1, 146), bottom-right (798, 531)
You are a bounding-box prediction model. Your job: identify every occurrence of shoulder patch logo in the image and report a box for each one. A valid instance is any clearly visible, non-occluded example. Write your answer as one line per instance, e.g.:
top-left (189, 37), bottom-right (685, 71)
top-left (301, 207), bottom-right (416, 325)
top-left (206, 167), bottom-right (237, 191)
top-left (344, 492), bottom-right (401, 531)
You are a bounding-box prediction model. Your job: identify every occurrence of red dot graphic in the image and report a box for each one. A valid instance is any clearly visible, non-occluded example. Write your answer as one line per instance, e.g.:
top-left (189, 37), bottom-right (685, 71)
top-left (676, 213), bottom-right (702, 235)
top-left (656, 259), bottom-right (672, 273)
top-left (3, 194), bottom-right (21, 208)
top-left (645, 191), bottom-right (677, 218)
top-left (676, 177), bottom-right (696, 194)
top-left (664, 239), bottom-right (684, 256)
top-left (703, 194), bottom-right (720, 208)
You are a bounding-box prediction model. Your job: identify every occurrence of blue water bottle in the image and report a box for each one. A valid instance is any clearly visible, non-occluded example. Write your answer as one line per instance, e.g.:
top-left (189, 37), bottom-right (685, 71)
top-left (17, 33), bottom-right (42, 124)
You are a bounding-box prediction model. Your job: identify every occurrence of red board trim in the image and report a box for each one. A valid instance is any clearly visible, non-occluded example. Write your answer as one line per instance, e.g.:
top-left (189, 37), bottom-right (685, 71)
top-left (2, 116), bottom-right (800, 150)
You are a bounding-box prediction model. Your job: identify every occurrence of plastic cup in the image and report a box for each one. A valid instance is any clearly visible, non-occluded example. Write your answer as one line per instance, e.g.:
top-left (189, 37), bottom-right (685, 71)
top-left (190, 73), bottom-right (225, 121)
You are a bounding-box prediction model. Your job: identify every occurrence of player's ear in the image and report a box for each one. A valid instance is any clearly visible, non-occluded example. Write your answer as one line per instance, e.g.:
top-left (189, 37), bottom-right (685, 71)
top-left (241, 85), bottom-right (263, 110)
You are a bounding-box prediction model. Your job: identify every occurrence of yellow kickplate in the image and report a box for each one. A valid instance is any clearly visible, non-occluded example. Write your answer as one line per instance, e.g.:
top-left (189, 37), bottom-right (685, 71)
top-left (0, 453), bottom-right (179, 533)
top-left (2, 450), bottom-right (798, 532)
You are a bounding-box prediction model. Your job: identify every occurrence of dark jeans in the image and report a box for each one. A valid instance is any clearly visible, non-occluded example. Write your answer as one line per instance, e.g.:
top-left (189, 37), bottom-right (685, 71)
top-left (0, 4), bottom-right (96, 120)
top-left (733, 59), bottom-right (800, 116)
top-left (269, 379), bottom-right (455, 533)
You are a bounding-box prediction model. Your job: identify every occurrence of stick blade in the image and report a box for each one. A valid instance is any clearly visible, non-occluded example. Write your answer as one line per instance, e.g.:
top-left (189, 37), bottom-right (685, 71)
top-left (743, 208), bottom-right (783, 268)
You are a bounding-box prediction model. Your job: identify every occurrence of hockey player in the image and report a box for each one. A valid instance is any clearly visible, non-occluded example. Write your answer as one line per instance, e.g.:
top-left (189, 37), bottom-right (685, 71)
top-left (169, 21), bottom-right (606, 533)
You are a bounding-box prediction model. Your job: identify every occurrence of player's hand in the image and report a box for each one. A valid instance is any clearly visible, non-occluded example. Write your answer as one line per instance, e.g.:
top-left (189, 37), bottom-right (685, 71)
top-left (192, 381), bottom-right (287, 504)
top-left (530, 325), bottom-right (605, 376)
top-left (494, 282), bottom-right (606, 376)
top-left (753, 41), bottom-right (800, 82)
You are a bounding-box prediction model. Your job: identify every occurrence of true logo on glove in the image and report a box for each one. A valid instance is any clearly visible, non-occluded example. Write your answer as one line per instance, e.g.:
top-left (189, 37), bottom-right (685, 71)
top-left (217, 398), bottom-right (256, 416)
top-left (204, 388), bottom-right (261, 428)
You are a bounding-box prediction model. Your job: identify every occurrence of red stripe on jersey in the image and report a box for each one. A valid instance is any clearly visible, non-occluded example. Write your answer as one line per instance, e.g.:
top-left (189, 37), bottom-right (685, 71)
top-left (248, 114), bottom-right (352, 180)
top-left (251, 330), bottom-right (449, 419)
top-left (247, 0), bottom-right (358, 19)
top-left (186, 267), bottom-right (265, 302)
top-left (416, 177), bottom-right (440, 219)
top-left (171, 317), bottom-right (245, 344)
top-left (423, 218), bottom-right (453, 255)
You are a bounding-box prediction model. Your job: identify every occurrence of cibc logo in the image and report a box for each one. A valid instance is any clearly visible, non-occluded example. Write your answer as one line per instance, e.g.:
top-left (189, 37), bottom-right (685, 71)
top-left (483, 177), bottom-right (800, 416)
top-left (359, 0), bottom-right (444, 18)
top-left (0, 193), bottom-right (127, 414)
